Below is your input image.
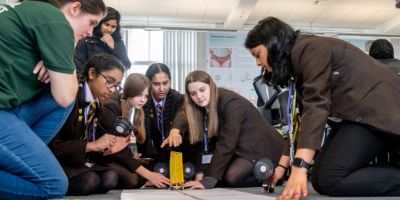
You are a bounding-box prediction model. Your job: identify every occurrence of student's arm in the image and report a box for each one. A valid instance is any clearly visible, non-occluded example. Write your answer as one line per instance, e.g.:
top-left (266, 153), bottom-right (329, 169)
top-left (48, 69), bottom-right (78, 108)
top-left (135, 166), bottom-right (170, 188)
top-left (161, 109), bottom-right (187, 148)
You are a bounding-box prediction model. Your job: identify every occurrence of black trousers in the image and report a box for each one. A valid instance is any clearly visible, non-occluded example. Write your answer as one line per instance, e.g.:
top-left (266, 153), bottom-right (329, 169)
top-left (311, 121), bottom-right (400, 196)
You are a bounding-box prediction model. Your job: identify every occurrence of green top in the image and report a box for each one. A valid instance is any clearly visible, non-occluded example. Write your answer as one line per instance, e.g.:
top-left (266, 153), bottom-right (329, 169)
top-left (0, 1), bottom-right (75, 109)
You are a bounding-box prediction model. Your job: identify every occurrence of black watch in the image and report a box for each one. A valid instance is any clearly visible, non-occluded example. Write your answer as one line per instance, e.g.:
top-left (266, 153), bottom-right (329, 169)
top-left (292, 157), bottom-right (312, 169)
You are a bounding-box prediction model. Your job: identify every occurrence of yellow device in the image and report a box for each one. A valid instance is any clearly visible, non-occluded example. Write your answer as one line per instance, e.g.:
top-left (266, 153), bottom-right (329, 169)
top-left (169, 151), bottom-right (184, 189)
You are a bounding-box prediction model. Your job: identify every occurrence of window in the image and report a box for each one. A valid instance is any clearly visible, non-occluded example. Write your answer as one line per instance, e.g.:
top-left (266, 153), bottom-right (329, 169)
top-left (123, 29), bottom-right (163, 74)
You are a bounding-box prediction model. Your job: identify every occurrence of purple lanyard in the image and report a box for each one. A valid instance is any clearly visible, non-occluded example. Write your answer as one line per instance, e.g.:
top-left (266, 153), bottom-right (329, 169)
top-left (203, 112), bottom-right (209, 152)
top-left (286, 78), bottom-right (295, 161)
top-left (156, 99), bottom-right (165, 140)
top-left (83, 82), bottom-right (96, 141)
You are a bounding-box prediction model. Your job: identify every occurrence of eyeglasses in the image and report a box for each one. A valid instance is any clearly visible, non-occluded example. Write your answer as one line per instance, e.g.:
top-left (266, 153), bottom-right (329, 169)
top-left (98, 72), bottom-right (122, 92)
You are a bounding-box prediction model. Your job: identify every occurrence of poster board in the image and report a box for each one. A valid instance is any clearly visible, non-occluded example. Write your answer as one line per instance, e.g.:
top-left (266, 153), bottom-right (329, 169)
top-left (207, 31), bottom-right (260, 104)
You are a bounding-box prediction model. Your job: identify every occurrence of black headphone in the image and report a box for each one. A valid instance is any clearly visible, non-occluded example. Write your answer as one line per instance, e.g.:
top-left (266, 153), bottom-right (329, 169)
top-left (112, 116), bottom-right (133, 137)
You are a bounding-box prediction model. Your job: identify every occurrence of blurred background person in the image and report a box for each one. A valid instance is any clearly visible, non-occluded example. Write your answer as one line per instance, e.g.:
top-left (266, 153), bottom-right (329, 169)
top-left (369, 39), bottom-right (400, 75)
top-left (75, 6), bottom-right (131, 77)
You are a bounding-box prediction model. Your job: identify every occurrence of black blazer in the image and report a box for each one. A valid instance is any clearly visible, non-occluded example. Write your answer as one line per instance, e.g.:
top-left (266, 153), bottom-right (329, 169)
top-left (140, 89), bottom-right (185, 162)
top-left (172, 88), bottom-right (284, 180)
top-left (74, 36), bottom-right (131, 75)
top-left (49, 87), bottom-right (110, 178)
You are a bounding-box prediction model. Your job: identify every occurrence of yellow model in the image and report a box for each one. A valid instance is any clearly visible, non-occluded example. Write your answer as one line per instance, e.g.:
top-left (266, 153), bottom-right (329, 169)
top-left (169, 151), bottom-right (184, 189)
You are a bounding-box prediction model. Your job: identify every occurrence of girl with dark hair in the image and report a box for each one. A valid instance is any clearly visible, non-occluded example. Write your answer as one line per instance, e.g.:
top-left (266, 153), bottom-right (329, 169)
top-left (97, 73), bottom-right (170, 189)
top-left (140, 63), bottom-right (186, 167)
top-left (75, 6), bottom-right (131, 76)
top-left (0, 0), bottom-right (105, 199)
top-left (246, 17), bottom-right (400, 199)
top-left (162, 70), bottom-right (284, 189)
top-left (50, 53), bottom-right (125, 195)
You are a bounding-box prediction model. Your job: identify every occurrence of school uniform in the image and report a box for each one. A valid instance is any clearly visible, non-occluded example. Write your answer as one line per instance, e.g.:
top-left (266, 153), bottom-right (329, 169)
top-left (50, 85), bottom-right (140, 179)
top-left (290, 35), bottom-right (400, 196)
top-left (140, 89), bottom-right (186, 163)
top-left (172, 88), bottom-right (284, 182)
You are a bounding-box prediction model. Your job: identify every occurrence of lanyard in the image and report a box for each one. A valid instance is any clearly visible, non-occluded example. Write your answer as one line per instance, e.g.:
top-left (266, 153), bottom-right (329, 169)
top-left (286, 77), bottom-right (299, 163)
top-left (203, 111), bottom-right (209, 152)
top-left (156, 99), bottom-right (165, 140)
top-left (83, 82), bottom-right (96, 141)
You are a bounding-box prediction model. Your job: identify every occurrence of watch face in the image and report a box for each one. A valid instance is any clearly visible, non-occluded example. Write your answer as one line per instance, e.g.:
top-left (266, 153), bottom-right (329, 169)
top-left (293, 158), bottom-right (311, 169)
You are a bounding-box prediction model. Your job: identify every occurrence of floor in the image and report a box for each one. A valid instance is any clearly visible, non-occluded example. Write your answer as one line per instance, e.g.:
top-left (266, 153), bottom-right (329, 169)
top-left (63, 183), bottom-right (400, 200)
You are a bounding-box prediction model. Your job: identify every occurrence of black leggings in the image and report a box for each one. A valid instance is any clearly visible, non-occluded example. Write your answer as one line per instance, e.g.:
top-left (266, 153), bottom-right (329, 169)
top-left (67, 170), bottom-right (118, 195)
top-left (221, 157), bottom-right (259, 187)
top-left (109, 163), bottom-right (143, 189)
top-left (311, 122), bottom-right (400, 196)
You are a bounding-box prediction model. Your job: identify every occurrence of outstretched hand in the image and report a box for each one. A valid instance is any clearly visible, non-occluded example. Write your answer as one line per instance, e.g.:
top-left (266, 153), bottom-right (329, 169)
top-left (277, 167), bottom-right (308, 200)
top-left (161, 128), bottom-right (182, 148)
top-left (184, 180), bottom-right (205, 189)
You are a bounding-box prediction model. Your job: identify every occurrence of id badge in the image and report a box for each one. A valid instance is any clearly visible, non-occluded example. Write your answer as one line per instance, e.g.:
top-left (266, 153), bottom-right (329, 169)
top-left (202, 153), bottom-right (213, 164)
top-left (84, 162), bottom-right (94, 168)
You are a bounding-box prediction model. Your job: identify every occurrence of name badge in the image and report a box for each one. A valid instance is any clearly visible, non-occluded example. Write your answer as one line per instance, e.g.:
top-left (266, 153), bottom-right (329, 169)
top-left (202, 153), bottom-right (213, 164)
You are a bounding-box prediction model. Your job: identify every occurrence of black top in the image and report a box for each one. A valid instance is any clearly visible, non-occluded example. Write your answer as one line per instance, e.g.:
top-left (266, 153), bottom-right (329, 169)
top-left (74, 36), bottom-right (131, 76)
top-left (140, 89), bottom-right (185, 163)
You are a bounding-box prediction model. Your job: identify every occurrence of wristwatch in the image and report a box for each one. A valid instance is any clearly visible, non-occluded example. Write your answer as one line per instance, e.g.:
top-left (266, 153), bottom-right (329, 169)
top-left (292, 157), bottom-right (312, 169)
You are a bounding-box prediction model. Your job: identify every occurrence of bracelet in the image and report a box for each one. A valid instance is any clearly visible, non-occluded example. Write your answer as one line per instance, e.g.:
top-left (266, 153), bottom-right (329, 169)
top-left (277, 164), bottom-right (287, 170)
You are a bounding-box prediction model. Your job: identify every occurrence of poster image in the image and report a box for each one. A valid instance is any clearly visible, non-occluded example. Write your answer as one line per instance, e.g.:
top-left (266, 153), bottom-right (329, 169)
top-left (209, 48), bottom-right (232, 68)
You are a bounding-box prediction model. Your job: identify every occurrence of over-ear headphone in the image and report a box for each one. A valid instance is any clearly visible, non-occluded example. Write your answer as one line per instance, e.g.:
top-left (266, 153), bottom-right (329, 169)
top-left (112, 116), bottom-right (133, 137)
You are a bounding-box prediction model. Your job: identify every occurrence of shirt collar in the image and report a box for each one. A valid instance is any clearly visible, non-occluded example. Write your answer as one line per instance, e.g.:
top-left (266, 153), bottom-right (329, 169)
top-left (83, 81), bottom-right (98, 104)
top-left (152, 96), bottom-right (165, 108)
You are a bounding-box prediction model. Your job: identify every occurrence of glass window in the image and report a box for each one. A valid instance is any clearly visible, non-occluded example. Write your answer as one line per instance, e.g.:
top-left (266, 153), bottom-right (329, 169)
top-left (123, 29), bottom-right (164, 74)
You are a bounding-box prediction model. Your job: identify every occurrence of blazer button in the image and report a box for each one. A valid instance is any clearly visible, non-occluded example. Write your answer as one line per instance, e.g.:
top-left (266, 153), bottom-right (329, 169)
top-left (355, 117), bottom-right (362, 122)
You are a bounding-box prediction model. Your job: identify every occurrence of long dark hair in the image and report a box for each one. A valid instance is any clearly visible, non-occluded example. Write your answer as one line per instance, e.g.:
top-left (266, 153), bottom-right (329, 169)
top-left (245, 17), bottom-right (299, 87)
top-left (93, 7), bottom-right (122, 41)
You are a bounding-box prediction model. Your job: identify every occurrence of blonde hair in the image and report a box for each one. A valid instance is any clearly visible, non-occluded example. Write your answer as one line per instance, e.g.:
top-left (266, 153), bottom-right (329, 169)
top-left (121, 73), bottom-right (150, 144)
top-left (184, 71), bottom-right (219, 144)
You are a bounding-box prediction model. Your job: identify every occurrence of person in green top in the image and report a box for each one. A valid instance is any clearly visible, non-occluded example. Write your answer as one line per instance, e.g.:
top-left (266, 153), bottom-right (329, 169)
top-left (0, 0), bottom-right (106, 199)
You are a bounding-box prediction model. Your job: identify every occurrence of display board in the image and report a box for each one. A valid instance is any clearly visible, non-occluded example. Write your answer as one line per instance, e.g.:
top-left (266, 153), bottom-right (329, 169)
top-left (207, 31), bottom-right (260, 105)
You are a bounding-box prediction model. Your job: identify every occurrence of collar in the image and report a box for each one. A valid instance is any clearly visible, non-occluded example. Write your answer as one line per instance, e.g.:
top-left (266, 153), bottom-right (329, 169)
top-left (83, 81), bottom-right (98, 105)
top-left (152, 96), bottom-right (165, 108)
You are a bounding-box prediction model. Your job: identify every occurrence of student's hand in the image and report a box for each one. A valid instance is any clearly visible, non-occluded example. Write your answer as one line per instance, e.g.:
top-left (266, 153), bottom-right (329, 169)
top-left (134, 153), bottom-right (142, 160)
top-left (194, 173), bottom-right (204, 181)
top-left (270, 165), bottom-right (286, 188)
top-left (103, 135), bottom-right (130, 155)
top-left (93, 134), bottom-right (117, 152)
top-left (184, 180), bottom-right (205, 189)
top-left (277, 167), bottom-right (308, 200)
top-left (101, 33), bottom-right (115, 49)
top-left (147, 172), bottom-right (170, 188)
top-left (33, 60), bottom-right (50, 83)
top-left (161, 128), bottom-right (182, 148)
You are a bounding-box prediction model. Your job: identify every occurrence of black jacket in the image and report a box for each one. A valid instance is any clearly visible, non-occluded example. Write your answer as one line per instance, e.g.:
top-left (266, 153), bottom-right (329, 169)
top-left (74, 36), bottom-right (131, 76)
top-left (140, 89), bottom-right (185, 162)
